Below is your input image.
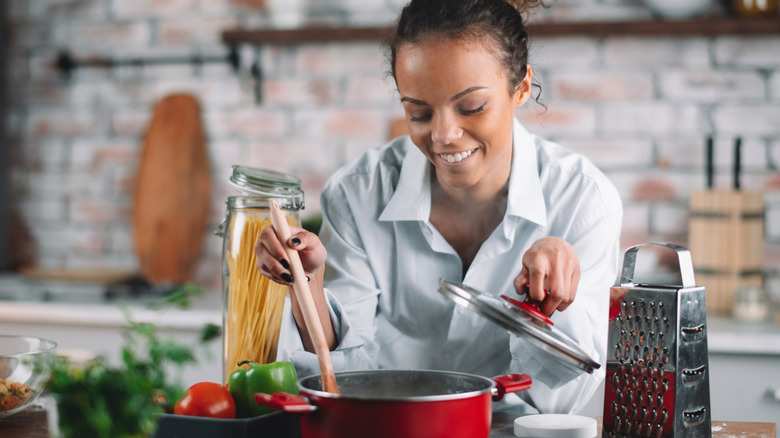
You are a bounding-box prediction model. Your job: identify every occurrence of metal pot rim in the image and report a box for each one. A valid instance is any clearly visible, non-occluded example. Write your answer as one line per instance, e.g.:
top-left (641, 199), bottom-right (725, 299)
top-left (297, 369), bottom-right (496, 402)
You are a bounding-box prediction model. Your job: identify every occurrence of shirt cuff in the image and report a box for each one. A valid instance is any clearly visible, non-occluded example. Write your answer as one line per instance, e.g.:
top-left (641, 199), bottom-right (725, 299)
top-left (276, 289), bottom-right (375, 378)
top-left (509, 334), bottom-right (584, 389)
top-left (509, 333), bottom-right (605, 413)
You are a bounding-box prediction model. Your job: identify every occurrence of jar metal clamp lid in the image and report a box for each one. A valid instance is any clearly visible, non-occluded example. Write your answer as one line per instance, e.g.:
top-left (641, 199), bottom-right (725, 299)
top-left (215, 166), bottom-right (305, 237)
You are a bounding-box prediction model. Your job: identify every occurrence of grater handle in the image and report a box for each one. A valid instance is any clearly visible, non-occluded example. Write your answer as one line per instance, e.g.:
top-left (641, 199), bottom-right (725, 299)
top-left (617, 242), bottom-right (696, 288)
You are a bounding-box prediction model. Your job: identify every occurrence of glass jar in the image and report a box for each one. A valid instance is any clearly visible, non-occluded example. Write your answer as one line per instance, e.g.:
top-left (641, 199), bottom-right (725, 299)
top-left (733, 285), bottom-right (768, 323)
top-left (216, 166), bottom-right (304, 382)
top-left (733, 0), bottom-right (779, 17)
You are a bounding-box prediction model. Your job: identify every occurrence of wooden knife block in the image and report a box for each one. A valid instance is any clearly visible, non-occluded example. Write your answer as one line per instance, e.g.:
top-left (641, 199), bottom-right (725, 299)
top-left (688, 190), bottom-right (764, 314)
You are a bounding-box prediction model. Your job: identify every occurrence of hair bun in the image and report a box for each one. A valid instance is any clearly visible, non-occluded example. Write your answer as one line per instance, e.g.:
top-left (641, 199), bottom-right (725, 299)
top-left (504, 0), bottom-right (543, 15)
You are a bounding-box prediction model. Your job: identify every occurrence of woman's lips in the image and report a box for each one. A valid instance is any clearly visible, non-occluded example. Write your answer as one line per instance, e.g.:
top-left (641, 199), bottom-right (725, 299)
top-left (438, 148), bottom-right (477, 164)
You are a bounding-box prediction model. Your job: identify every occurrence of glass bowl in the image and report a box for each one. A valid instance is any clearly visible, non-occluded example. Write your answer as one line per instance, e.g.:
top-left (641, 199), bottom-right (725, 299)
top-left (0, 335), bottom-right (57, 418)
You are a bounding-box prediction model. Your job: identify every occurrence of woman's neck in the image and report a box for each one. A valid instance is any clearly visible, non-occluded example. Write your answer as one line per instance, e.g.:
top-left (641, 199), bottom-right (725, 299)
top-left (429, 166), bottom-right (510, 275)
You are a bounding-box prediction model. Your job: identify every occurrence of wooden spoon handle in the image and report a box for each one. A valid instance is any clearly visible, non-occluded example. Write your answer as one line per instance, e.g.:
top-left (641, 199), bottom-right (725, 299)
top-left (269, 200), bottom-right (339, 394)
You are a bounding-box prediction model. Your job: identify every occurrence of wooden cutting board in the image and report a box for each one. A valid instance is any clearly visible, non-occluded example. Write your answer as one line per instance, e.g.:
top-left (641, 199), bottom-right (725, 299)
top-left (133, 94), bottom-right (211, 284)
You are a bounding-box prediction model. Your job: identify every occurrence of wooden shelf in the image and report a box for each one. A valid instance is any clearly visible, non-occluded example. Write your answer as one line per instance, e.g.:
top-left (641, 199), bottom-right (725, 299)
top-left (222, 17), bottom-right (780, 45)
top-left (222, 26), bottom-right (394, 45)
top-left (529, 17), bottom-right (780, 37)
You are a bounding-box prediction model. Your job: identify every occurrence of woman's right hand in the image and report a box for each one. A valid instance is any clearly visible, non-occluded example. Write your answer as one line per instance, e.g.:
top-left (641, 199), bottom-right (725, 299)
top-left (254, 225), bottom-right (327, 286)
top-left (255, 225), bottom-right (335, 351)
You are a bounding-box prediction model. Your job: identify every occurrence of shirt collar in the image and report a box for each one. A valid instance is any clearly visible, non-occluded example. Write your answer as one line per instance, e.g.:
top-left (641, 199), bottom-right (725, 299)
top-left (379, 137), bottom-right (431, 222)
top-left (379, 119), bottom-right (547, 227)
top-left (506, 119), bottom-right (547, 227)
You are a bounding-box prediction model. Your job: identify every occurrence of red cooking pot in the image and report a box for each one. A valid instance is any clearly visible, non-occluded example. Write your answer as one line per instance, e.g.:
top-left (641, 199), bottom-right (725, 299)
top-left (255, 369), bottom-right (532, 438)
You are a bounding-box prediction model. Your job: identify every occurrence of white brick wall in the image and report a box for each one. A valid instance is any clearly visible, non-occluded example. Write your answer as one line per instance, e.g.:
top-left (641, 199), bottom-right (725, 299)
top-left (3, 0), bottom-right (780, 293)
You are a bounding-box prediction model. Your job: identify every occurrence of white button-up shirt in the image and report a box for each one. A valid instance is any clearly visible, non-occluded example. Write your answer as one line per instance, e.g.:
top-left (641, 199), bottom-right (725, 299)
top-left (277, 119), bottom-right (623, 414)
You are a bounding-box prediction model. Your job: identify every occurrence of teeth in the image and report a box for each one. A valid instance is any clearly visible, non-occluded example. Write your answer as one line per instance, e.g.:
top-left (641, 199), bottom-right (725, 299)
top-left (441, 149), bottom-right (474, 163)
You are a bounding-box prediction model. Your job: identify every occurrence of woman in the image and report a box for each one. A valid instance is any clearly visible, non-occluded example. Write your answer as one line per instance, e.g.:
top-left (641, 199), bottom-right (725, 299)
top-left (255, 0), bottom-right (622, 414)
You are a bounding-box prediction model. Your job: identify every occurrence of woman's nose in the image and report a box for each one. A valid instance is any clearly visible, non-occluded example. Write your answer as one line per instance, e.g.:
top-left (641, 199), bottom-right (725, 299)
top-left (430, 113), bottom-right (463, 145)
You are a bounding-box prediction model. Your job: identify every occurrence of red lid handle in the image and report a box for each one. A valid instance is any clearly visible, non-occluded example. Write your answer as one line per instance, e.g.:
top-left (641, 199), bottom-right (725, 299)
top-left (501, 295), bottom-right (554, 326)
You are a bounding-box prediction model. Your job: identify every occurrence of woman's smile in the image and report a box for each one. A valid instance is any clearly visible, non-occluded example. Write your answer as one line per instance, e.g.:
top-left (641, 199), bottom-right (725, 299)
top-left (438, 148), bottom-right (478, 165)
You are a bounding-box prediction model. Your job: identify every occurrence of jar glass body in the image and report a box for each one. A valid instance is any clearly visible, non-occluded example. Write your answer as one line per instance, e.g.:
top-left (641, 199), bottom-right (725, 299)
top-left (733, 0), bottom-right (779, 16)
top-left (219, 193), bottom-right (302, 382)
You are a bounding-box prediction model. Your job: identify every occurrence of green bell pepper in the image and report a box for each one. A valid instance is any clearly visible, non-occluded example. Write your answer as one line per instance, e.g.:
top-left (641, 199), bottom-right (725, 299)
top-left (228, 360), bottom-right (298, 418)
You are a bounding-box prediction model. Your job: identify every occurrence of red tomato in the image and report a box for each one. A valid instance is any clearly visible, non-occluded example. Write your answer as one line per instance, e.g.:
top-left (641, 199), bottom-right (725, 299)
top-left (174, 382), bottom-right (236, 419)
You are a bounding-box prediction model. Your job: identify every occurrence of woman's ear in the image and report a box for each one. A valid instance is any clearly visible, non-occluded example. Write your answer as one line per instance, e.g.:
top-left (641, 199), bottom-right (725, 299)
top-left (513, 65), bottom-right (533, 108)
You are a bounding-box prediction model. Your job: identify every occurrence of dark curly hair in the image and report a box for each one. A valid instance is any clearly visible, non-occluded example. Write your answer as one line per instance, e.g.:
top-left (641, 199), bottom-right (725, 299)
top-left (385, 0), bottom-right (542, 100)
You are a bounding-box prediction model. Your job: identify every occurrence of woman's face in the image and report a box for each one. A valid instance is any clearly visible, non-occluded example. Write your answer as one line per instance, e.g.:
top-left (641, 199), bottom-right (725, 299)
top-left (395, 36), bottom-right (532, 193)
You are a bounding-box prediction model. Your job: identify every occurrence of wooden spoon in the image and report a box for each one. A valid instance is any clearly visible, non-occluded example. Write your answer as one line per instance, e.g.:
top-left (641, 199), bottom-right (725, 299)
top-left (269, 200), bottom-right (339, 394)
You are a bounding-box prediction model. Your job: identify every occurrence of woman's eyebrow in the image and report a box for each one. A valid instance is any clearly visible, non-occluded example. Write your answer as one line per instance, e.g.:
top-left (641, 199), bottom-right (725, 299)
top-left (451, 86), bottom-right (486, 101)
top-left (400, 86), bottom-right (487, 105)
top-left (400, 96), bottom-right (428, 105)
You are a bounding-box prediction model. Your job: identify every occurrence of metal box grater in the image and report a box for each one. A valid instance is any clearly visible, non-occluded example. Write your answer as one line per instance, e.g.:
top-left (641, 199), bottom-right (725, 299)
top-left (602, 243), bottom-right (711, 438)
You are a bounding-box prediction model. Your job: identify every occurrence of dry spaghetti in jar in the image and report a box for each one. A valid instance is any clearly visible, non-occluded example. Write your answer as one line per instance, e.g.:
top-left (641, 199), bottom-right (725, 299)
top-left (216, 166), bottom-right (304, 382)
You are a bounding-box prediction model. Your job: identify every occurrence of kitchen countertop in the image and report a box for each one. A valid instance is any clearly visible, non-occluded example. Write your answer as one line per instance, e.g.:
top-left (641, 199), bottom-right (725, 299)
top-left (2, 401), bottom-right (776, 438)
top-left (706, 313), bottom-right (780, 355)
top-left (0, 292), bottom-right (222, 330)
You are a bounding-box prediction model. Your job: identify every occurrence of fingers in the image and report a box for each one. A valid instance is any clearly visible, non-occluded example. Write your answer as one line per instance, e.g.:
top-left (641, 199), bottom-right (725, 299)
top-left (255, 226), bottom-right (294, 286)
top-left (286, 229), bottom-right (327, 273)
top-left (516, 237), bottom-right (581, 317)
top-left (255, 226), bottom-right (327, 286)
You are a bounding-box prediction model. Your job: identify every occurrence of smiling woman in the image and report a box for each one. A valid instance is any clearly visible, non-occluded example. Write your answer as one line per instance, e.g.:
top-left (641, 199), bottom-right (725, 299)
top-left (254, 0), bottom-right (623, 416)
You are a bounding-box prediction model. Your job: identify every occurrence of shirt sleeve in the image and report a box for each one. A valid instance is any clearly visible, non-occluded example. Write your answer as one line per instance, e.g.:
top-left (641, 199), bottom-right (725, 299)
top-left (275, 177), bottom-right (381, 376)
top-left (510, 197), bottom-right (623, 414)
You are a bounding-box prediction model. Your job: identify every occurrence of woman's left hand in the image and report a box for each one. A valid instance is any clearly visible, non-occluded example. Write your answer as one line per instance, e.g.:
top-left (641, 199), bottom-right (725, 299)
top-left (513, 236), bottom-right (580, 316)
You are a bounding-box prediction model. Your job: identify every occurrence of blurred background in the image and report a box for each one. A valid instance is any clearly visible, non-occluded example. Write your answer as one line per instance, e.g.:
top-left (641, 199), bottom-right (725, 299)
top-left (1, 0), bottom-right (780, 421)
top-left (1, 0), bottom-right (780, 309)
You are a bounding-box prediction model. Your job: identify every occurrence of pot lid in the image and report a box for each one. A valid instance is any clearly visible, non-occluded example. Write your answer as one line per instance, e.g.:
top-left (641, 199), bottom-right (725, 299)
top-left (438, 279), bottom-right (600, 374)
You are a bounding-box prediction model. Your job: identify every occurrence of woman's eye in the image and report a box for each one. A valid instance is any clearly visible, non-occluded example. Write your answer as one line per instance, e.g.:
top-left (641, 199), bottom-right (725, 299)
top-left (461, 103), bottom-right (486, 115)
top-left (409, 113), bottom-right (432, 122)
